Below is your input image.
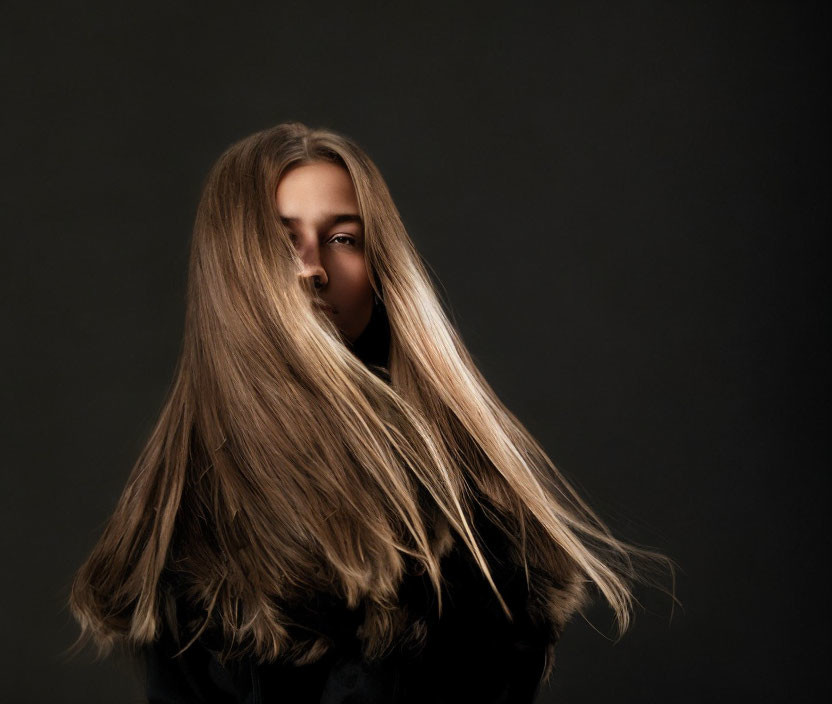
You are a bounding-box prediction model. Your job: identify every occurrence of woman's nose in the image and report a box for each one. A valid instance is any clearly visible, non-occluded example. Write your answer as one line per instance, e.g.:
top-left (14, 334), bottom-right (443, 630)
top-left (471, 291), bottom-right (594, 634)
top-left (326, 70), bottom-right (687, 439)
top-left (297, 246), bottom-right (328, 288)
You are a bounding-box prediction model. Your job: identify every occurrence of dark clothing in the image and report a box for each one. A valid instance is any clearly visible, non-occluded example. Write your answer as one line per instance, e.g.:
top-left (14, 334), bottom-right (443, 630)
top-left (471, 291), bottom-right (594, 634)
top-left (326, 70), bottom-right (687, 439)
top-left (142, 302), bottom-right (552, 702)
top-left (144, 510), bottom-right (550, 703)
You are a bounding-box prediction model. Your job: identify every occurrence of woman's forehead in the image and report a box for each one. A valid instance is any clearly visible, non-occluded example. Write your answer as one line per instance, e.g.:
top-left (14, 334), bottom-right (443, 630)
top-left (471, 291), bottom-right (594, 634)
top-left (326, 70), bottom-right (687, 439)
top-left (276, 162), bottom-right (359, 222)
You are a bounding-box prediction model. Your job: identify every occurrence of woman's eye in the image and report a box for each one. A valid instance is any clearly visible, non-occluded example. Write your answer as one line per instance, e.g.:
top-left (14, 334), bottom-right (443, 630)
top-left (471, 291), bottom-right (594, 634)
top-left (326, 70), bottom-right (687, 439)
top-left (331, 235), bottom-right (356, 246)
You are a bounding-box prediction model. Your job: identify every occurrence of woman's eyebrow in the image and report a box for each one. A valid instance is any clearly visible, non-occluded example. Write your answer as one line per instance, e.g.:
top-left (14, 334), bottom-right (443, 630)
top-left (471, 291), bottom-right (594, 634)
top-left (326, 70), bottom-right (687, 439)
top-left (279, 213), bottom-right (363, 227)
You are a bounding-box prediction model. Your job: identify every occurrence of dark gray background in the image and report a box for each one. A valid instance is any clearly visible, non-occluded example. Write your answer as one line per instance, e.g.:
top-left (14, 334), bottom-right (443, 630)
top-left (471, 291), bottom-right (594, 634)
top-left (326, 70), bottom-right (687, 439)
top-left (2, 1), bottom-right (829, 701)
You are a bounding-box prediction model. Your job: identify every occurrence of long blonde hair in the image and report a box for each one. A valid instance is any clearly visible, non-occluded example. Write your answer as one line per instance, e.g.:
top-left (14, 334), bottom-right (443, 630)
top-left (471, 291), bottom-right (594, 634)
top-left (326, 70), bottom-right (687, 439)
top-left (69, 121), bottom-right (677, 681)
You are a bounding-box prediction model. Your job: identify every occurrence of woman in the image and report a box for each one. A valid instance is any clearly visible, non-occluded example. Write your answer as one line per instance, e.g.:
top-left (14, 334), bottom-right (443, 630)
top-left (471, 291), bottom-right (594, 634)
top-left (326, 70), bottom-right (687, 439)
top-left (69, 122), bottom-right (676, 702)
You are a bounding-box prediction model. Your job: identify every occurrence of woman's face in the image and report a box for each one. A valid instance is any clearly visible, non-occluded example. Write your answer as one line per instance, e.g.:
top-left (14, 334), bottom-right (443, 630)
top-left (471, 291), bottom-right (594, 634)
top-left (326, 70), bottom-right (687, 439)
top-left (275, 161), bottom-right (374, 344)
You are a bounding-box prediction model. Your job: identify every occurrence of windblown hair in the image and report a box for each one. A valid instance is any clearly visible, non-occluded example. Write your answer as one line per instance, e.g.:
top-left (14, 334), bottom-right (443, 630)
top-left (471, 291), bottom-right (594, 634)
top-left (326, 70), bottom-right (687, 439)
top-left (69, 121), bottom-right (676, 682)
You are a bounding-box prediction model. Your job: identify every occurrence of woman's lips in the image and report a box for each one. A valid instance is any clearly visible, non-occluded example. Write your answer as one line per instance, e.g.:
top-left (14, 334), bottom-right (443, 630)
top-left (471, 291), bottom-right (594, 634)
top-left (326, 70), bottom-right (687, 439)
top-left (313, 299), bottom-right (335, 313)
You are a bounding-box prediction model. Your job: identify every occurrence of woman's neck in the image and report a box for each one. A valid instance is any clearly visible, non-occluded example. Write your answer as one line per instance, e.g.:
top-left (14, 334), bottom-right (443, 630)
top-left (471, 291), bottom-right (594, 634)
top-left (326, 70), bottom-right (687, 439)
top-left (346, 302), bottom-right (391, 381)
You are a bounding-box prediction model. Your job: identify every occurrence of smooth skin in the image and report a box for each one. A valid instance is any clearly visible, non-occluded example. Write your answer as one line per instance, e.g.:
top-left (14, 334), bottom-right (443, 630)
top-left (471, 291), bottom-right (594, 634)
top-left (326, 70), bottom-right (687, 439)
top-left (275, 161), bottom-right (375, 343)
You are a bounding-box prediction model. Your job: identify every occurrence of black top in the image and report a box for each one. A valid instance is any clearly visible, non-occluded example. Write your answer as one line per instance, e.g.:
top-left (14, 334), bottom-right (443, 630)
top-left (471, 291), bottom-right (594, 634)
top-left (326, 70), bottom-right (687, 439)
top-left (142, 302), bottom-right (552, 703)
